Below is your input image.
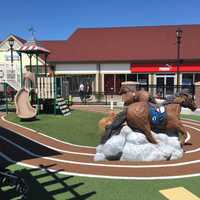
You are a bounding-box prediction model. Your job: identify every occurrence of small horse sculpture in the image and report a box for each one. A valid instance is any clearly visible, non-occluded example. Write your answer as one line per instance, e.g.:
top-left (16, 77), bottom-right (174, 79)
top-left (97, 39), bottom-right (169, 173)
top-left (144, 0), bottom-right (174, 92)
top-left (126, 92), bottom-right (197, 145)
top-left (119, 85), bottom-right (157, 105)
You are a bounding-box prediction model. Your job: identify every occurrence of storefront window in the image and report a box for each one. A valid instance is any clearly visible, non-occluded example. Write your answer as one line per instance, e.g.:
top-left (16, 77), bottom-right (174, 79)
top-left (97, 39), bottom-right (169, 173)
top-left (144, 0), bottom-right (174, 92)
top-left (104, 74), bottom-right (126, 93)
top-left (61, 75), bottom-right (95, 95)
top-left (104, 73), bottom-right (149, 94)
top-left (127, 74), bottom-right (137, 82)
top-left (195, 73), bottom-right (200, 82)
top-left (138, 74), bottom-right (148, 85)
top-left (126, 74), bottom-right (149, 85)
top-left (182, 73), bottom-right (194, 94)
top-left (104, 74), bottom-right (114, 93)
top-left (138, 74), bottom-right (148, 90)
top-left (182, 74), bottom-right (193, 85)
top-left (116, 74), bottom-right (125, 93)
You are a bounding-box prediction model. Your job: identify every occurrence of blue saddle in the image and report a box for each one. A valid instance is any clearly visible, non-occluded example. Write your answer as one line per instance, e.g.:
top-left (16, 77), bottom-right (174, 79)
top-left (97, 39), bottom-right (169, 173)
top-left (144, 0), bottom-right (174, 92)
top-left (149, 105), bottom-right (166, 126)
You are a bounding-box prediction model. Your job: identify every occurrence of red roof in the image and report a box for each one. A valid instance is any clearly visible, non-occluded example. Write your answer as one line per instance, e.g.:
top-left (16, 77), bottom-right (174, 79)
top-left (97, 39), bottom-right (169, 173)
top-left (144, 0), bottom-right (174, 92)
top-left (41, 24), bottom-right (200, 63)
top-left (40, 40), bottom-right (67, 56)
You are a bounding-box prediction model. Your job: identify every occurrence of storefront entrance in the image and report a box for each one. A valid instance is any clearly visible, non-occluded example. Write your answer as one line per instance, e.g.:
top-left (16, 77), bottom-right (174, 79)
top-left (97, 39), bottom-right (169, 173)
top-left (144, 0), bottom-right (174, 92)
top-left (156, 74), bottom-right (175, 98)
top-left (57, 75), bottom-right (95, 96)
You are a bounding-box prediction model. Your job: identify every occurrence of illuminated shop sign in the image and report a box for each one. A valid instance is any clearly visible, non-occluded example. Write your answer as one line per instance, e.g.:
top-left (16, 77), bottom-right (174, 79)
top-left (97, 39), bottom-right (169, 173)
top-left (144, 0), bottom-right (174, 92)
top-left (131, 64), bottom-right (200, 73)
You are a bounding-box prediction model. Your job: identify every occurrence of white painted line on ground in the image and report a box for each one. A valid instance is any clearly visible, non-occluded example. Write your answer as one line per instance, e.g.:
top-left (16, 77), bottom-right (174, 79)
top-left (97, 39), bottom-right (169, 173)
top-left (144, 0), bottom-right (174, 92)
top-left (1, 115), bottom-right (96, 149)
top-left (184, 124), bottom-right (200, 154)
top-left (0, 119), bottom-right (95, 156)
top-left (0, 135), bottom-right (200, 169)
top-left (1, 116), bottom-right (200, 157)
top-left (181, 118), bottom-right (200, 124)
top-left (184, 124), bottom-right (200, 134)
top-left (0, 152), bottom-right (199, 180)
top-left (1, 116), bottom-right (199, 152)
top-left (183, 121), bottom-right (200, 127)
top-left (185, 148), bottom-right (200, 154)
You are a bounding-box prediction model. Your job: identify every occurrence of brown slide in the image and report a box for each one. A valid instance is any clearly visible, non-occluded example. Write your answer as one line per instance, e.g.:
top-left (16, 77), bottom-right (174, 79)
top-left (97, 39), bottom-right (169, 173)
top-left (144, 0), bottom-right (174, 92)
top-left (15, 88), bottom-right (37, 119)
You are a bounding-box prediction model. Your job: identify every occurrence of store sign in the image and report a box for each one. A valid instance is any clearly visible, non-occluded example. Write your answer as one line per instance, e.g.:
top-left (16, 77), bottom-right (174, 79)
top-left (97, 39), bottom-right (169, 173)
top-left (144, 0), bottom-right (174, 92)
top-left (131, 64), bottom-right (200, 73)
top-left (179, 65), bottom-right (200, 72)
top-left (159, 67), bottom-right (172, 71)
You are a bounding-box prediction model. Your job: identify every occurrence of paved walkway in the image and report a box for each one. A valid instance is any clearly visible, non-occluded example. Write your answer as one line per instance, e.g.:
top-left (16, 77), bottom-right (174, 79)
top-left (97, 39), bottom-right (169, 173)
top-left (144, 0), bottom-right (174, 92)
top-left (71, 104), bottom-right (120, 114)
top-left (181, 108), bottom-right (200, 115)
top-left (71, 104), bottom-right (200, 115)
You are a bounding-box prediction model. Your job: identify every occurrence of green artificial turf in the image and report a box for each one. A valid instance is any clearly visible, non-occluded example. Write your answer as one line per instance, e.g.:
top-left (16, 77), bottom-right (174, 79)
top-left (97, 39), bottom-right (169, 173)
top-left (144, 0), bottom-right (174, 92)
top-left (6, 110), bottom-right (105, 147)
top-left (0, 164), bottom-right (199, 200)
top-left (4, 111), bottom-right (200, 199)
top-left (181, 114), bottom-right (200, 121)
top-left (6, 111), bottom-right (200, 147)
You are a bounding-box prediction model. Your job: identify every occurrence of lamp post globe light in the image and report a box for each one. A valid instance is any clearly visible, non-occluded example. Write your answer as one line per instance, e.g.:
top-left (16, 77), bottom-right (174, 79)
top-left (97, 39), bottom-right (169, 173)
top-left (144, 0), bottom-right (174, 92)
top-left (176, 28), bottom-right (183, 92)
top-left (8, 37), bottom-right (14, 71)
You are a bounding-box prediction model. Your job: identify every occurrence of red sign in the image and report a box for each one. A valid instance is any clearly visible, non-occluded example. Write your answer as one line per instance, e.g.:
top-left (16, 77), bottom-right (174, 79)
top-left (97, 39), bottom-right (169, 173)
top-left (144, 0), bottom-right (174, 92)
top-left (179, 65), bottom-right (200, 72)
top-left (130, 64), bottom-right (200, 73)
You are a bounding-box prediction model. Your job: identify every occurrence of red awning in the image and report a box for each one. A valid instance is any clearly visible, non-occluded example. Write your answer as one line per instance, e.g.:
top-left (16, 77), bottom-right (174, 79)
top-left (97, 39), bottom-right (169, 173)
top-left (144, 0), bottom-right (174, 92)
top-left (130, 64), bottom-right (200, 73)
top-left (19, 45), bottom-right (49, 53)
top-left (18, 40), bottom-right (50, 54)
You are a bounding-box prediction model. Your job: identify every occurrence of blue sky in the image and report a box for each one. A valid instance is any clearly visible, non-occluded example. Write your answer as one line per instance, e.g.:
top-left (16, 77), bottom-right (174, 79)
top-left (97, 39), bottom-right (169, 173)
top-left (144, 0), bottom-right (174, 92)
top-left (1, 0), bottom-right (200, 41)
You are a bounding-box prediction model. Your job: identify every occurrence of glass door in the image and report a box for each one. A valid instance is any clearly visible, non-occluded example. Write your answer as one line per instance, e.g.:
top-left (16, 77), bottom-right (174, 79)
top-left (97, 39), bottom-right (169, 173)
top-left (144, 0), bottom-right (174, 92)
top-left (166, 77), bottom-right (174, 96)
top-left (156, 77), bottom-right (165, 98)
top-left (156, 75), bottom-right (175, 98)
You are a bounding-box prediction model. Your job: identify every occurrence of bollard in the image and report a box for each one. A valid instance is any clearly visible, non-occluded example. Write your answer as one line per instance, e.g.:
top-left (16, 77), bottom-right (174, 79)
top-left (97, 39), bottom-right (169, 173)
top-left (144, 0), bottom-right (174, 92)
top-left (110, 100), bottom-right (114, 110)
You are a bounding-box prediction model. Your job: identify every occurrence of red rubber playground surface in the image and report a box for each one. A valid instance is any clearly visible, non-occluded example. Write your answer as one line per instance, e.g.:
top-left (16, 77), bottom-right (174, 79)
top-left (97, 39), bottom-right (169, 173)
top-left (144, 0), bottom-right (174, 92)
top-left (0, 110), bottom-right (199, 180)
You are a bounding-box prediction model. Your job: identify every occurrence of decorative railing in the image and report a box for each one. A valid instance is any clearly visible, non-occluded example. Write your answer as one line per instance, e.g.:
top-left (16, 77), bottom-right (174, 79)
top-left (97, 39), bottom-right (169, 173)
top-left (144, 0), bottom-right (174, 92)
top-left (0, 63), bottom-right (21, 91)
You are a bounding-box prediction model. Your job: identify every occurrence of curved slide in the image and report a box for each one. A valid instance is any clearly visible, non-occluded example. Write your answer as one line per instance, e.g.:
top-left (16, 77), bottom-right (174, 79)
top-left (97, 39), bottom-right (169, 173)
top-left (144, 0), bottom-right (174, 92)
top-left (15, 88), bottom-right (37, 119)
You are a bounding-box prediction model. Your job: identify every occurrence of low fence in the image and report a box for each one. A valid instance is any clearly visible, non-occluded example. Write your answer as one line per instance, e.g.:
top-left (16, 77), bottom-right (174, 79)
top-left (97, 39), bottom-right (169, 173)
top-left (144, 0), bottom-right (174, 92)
top-left (37, 77), bottom-right (55, 99)
top-left (0, 84), bottom-right (195, 108)
top-left (68, 84), bottom-right (195, 105)
top-left (137, 84), bottom-right (195, 99)
top-left (0, 63), bottom-right (21, 91)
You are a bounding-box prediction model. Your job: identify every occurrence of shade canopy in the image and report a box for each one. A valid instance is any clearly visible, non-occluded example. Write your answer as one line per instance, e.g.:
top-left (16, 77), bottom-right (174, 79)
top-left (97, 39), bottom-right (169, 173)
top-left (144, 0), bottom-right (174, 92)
top-left (18, 40), bottom-right (50, 54)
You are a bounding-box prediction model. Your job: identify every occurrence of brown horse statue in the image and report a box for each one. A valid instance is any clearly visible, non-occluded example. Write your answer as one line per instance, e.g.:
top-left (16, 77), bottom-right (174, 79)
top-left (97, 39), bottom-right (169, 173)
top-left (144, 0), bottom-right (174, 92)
top-left (126, 92), bottom-right (197, 145)
top-left (100, 87), bottom-right (156, 144)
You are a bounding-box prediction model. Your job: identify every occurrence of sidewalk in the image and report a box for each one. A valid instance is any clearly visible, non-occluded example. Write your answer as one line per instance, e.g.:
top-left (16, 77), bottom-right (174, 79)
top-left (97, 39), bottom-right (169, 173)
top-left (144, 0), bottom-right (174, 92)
top-left (71, 104), bottom-right (200, 116)
top-left (71, 104), bottom-right (119, 114)
top-left (181, 107), bottom-right (200, 115)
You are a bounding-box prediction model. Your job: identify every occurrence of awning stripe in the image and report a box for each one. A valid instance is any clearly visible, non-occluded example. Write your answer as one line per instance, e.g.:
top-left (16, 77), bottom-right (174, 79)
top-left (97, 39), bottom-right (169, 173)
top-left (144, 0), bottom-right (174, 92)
top-left (18, 44), bottom-right (50, 53)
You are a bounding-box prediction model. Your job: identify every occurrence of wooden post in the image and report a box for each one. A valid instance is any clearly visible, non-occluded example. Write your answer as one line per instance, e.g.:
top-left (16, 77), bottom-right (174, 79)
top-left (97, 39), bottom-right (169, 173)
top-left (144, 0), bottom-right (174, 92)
top-left (36, 54), bottom-right (39, 114)
top-left (29, 54), bottom-right (33, 72)
top-left (4, 81), bottom-right (8, 114)
top-left (19, 53), bottom-right (23, 87)
top-left (44, 54), bottom-right (48, 77)
top-left (54, 76), bottom-right (57, 115)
